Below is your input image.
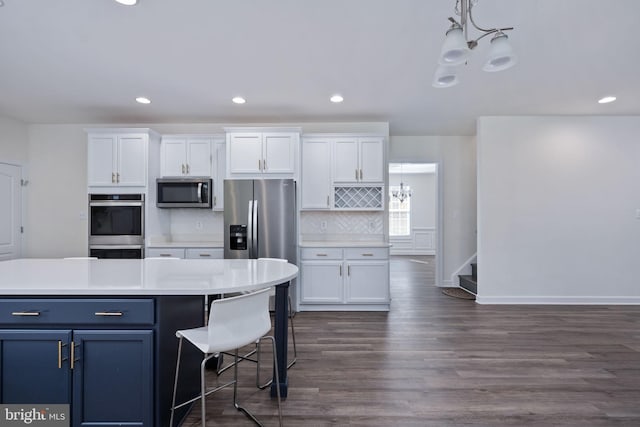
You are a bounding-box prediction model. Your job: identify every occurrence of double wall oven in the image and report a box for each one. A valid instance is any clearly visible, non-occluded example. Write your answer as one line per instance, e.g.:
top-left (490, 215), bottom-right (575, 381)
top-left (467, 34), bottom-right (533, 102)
top-left (88, 194), bottom-right (144, 259)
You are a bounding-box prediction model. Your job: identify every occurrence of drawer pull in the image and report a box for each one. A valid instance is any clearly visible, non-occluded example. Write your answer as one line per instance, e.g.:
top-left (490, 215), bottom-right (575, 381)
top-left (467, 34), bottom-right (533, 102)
top-left (316, 253), bottom-right (328, 257)
top-left (199, 253), bottom-right (211, 257)
top-left (95, 311), bottom-right (124, 316)
top-left (11, 311), bottom-right (40, 316)
top-left (159, 254), bottom-right (172, 257)
top-left (362, 253), bottom-right (374, 257)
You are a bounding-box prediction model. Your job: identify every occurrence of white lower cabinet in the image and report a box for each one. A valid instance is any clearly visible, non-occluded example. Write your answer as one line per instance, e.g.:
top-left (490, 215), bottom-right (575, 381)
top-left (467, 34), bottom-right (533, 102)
top-left (300, 246), bottom-right (389, 310)
top-left (146, 247), bottom-right (223, 259)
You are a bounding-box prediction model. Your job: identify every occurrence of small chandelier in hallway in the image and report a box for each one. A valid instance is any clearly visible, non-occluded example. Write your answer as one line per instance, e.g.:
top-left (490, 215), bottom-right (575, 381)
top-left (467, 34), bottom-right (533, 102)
top-left (391, 164), bottom-right (413, 203)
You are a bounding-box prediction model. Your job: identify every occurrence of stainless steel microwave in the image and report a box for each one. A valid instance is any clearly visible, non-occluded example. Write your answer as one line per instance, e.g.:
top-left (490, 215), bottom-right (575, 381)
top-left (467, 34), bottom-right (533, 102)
top-left (156, 178), bottom-right (212, 208)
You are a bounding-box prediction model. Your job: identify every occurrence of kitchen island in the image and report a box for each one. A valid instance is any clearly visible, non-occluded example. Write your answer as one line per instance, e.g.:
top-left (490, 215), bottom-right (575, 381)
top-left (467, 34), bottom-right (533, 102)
top-left (0, 258), bottom-right (297, 427)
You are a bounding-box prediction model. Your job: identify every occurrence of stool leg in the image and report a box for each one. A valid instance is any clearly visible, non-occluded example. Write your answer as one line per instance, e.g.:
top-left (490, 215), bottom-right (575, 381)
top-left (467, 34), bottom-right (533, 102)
top-left (169, 337), bottom-right (183, 427)
top-left (200, 355), bottom-right (208, 427)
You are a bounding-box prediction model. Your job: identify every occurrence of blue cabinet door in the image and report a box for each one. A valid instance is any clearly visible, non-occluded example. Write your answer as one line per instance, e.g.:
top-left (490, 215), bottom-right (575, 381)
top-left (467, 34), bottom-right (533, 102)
top-left (0, 329), bottom-right (72, 404)
top-left (72, 330), bottom-right (153, 427)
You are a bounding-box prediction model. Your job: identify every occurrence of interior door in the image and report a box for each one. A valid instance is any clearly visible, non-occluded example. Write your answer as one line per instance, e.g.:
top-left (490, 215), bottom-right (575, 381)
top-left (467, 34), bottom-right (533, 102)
top-left (0, 162), bottom-right (22, 260)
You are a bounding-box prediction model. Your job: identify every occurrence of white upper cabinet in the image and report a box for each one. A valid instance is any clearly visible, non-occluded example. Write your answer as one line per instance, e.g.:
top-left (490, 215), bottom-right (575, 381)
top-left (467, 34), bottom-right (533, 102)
top-left (160, 136), bottom-right (212, 177)
top-left (333, 136), bottom-right (384, 183)
top-left (301, 138), bottom-right (332, 209)
top-left (226, 128), bottom-right (299, 178)
top-left (87, 131), bottom-right (148, 187)
top-left (212, 137), bottom-right (226, 211)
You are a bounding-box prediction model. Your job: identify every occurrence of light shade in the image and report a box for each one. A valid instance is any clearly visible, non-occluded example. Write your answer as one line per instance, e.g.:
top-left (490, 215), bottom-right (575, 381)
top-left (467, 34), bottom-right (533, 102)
top-left (115, 0), bottom-right (138, 5)
top-left (438, 26), bottom-right (471, 66)
top-left (432, 65), bottom-right (459, 88)
top-left (482, 32), bottom-right (517, 72)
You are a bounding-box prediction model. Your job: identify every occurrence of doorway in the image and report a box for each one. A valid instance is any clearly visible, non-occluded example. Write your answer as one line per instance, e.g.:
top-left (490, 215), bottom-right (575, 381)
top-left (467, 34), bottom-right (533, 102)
top-left (388, 162), bottom-right (441, 286)
top-left (0, 162), bottom-right (23, 260)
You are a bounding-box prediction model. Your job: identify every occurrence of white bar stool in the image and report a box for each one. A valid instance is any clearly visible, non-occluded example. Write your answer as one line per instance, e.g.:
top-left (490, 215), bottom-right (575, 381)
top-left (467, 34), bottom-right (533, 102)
top-left (170, 288), bottom-right (283, 427)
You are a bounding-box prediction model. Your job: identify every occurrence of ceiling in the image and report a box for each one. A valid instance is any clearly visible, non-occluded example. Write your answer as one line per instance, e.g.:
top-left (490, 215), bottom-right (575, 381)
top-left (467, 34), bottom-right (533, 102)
top-left (0, 0), bottom-right (638, 136)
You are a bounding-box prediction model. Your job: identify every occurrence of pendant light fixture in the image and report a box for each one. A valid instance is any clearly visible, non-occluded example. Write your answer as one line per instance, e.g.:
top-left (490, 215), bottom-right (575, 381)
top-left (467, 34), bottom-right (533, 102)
top-left (391, 164), bottom-right (413, 203)
top-left (433, 0), bottom-right (516, 88)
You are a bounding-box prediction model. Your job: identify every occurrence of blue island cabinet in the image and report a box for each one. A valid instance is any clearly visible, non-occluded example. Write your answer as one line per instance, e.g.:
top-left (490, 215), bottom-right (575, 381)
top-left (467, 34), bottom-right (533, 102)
top-left (0, 329), bottom-right (152, 426)
top-left (0, 296), bottom-right (204, 427)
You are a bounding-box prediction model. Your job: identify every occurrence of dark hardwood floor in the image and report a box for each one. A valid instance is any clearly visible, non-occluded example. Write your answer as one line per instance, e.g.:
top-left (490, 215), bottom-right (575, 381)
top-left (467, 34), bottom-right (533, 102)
top-left (182, 255), bottom-right (640, 426)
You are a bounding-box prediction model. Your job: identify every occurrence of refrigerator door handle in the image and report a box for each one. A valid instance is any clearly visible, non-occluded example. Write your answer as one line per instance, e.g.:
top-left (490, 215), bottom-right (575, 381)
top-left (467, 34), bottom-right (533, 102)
top-left (247, 200), bottom-right (254, 258)
top-left (252, 199), bottom-right (259, 258)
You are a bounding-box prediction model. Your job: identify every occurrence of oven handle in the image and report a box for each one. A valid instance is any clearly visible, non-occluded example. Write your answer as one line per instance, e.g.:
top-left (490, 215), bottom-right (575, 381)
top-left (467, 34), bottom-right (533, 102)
top-left (89, 245), bottom-right (144, 250)
top-left (90, 201), bottom-right (144, 207)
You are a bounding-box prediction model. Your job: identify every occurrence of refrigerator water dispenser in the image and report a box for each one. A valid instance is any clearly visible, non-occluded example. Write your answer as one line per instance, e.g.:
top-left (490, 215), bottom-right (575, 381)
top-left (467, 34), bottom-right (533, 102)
top-left (229, 224), bottom-right (247, 250)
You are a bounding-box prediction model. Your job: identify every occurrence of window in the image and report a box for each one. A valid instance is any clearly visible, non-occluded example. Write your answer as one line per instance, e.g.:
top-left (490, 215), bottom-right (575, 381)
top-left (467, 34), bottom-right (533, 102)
top-left (389, 186), bottom-right (411, 236)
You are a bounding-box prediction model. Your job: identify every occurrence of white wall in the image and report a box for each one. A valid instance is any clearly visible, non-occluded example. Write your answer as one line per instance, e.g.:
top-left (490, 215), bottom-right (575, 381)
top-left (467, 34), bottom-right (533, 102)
top-left (389, 136), bottom-right (477, 286)
top-left (477, 116), bottom-right (640, 303)
top-left (22, 122), bottom-right (388, 257)
top-left (0, 116), bottom-right (29, 164)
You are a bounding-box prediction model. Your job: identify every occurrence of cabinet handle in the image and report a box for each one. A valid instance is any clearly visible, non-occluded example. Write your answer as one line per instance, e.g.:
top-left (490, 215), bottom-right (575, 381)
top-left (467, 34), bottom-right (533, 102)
top-left (258, 159), bottom-right (262, 171)
top-left (316, 253), bottom-right (328, 257)
top-left (70, 341), bottom-right (76, 370)
top-left (263, 159), bottom-right (267, 171)
top-left (360, 169), bottom-right (363, 180)
top-left (117, 172), bottom-right (120, 183)
top-left (112, 172), bottom-right (116, 183)
top-left (95, 311), bottom-right (124, 316)
top-left (348, 265), bottom-right (351, 276)
top-left (182, 164), bottom-right (185, 174)
top-left (362, 253), bottom-right (374, 257)
top-left (158, 253), bottom-right (172, 257)
top-left (199, 253), bottom-right (211, 257)
top-left (11, 311), bottom-right (40, 316)
top-left (355, 169), bottom-right (358, 181)
top-left (339, 265), bottom-right (342, 276)
top-left (186, 164), bottom-right (190, 174)
top-left (327, 195), bottom-right (330, 207)
top-left (58, 341), bottom-right (63, 369)
top-left (214, 196), bottom-right (217, 206)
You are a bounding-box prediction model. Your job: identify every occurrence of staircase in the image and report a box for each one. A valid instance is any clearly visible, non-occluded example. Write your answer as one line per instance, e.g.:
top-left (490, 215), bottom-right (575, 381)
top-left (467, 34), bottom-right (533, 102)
top-left (458, 263), bottom-right (477, 294)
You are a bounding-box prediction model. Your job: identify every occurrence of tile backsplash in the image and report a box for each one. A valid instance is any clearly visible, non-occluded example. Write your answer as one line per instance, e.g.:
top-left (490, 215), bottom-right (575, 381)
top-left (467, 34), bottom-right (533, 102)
top-left (300, 211), bottom-right (384, 237)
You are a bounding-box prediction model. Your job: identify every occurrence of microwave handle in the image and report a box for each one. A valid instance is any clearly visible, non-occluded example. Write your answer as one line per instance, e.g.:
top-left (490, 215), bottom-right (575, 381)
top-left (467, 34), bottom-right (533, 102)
top-left (197, 183), bottom-right (203, 204)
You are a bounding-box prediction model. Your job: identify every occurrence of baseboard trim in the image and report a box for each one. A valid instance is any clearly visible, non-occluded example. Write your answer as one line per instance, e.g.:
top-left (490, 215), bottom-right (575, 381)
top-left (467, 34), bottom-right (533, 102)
top-left (476, 296), bottom-right (640, 305)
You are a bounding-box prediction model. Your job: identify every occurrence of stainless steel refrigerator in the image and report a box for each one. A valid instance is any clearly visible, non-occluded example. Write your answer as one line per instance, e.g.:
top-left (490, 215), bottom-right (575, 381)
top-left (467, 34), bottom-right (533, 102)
top-left (224, 179), bottom-right (297, 266)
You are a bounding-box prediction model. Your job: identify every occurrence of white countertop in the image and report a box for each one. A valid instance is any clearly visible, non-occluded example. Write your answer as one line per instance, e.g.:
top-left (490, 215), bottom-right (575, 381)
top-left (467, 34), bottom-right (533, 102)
top-left (147, 241), bottom-right (224, 248)
top-left (0, 259), bottom-right (297, 296)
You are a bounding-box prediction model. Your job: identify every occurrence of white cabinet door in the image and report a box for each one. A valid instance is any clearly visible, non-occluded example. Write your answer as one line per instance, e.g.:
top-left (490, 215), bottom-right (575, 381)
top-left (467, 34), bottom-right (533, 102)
top-left (88, 135), bottom-right (117, 186)
top-left (263, 134), bottom-right (295, 174)
top-left (300, 261), bottom-right (344, 303)
top-left (161, 138), bottom-right (187, 177)
top-left (359, 137), bottom-right (384, 183)
top-left (301, 139), bottom-right (331, 209)
top-left (228, 133), bottom-right (262, 174)
top-left (345, 261), bottom-right (390, 303)
top-left (117, 135), bottom-right (147, 186)
top-left (186, 138), bottom-right (212, 177)
top-left (212, 139), bottom-right (225, 211)
top-left (333, 138), bottom-right (359, 183)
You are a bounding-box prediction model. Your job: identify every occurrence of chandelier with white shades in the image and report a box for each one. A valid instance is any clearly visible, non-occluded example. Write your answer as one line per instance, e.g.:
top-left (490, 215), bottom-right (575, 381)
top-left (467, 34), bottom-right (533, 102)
top-left (433, 0), bottom-right (516, 88)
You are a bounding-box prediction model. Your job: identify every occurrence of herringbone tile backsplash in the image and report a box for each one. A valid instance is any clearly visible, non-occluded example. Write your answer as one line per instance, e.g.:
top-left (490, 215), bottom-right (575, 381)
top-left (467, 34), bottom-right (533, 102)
top-left (300, 211), bottom-right (384, 235)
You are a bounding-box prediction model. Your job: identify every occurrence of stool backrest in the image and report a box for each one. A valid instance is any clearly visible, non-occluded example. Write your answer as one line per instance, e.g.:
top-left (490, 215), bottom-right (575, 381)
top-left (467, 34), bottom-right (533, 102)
top-left (207, 287), bottom-right (272, 352)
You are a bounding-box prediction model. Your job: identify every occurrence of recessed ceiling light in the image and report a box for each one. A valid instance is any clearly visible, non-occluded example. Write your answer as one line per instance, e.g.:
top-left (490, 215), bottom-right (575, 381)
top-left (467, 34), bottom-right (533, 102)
top-left (330, 94), bottom-right (344, 103)
top-left (0, 1), bottom-right (5, 7)
top-left (135, 97), bottom-right (151, 104)
top-left (598, 96), bottom-right (616, 104)
top-left (115, 0), bottom-right (138, 5)
top-left (232, 96), bottom-right (246, 104)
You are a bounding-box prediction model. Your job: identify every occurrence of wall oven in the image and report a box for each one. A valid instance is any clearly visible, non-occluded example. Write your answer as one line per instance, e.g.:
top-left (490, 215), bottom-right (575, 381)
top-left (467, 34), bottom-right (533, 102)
top-left (88, 194), bottom-right (144, 259)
